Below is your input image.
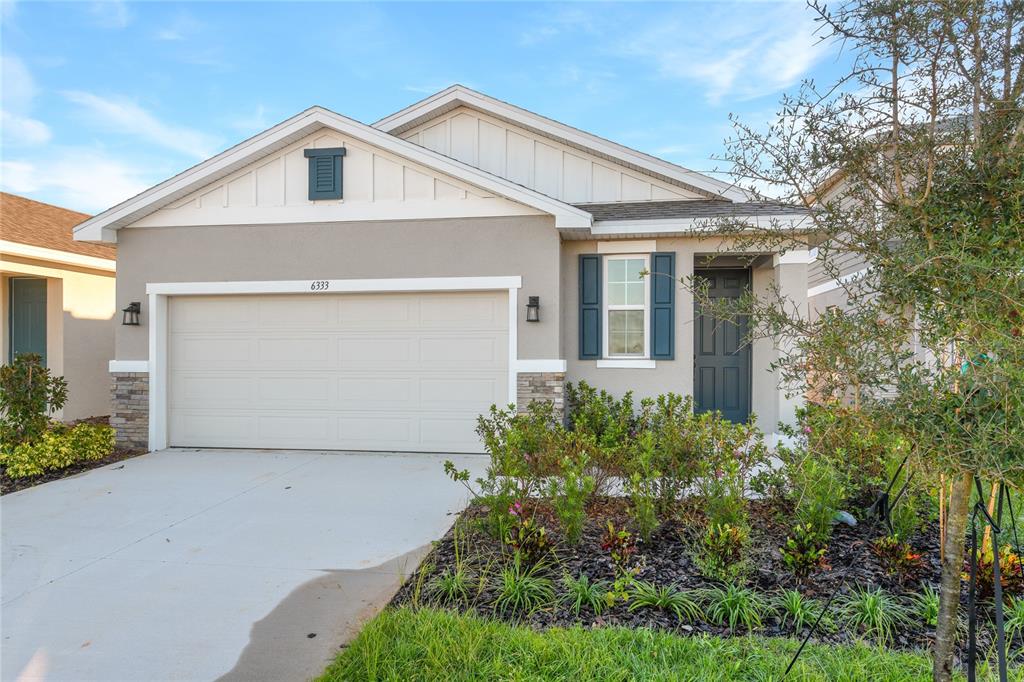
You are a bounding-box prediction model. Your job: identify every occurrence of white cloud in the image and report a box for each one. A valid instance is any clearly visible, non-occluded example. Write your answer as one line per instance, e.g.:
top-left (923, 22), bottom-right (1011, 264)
top-left (88, 0), bottom-right (130, 29)
top-left (617, 3), bottom-right (830, 105)
top-left (1, 54), bottom-right (51, 147)
top-left (63, 91), bottom-right (220, 159)
top-left (1, 148), bottom-right (151, 212)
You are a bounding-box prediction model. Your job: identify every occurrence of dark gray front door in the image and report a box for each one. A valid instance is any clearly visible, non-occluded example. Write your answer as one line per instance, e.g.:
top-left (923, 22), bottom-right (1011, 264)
top-left (9, 277), bottom-right (47, 363)
top-left (693, 269), bottom-right (750, 423)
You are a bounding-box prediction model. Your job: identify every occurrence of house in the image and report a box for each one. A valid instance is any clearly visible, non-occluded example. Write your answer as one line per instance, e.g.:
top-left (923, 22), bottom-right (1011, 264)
top-left (2, 192), bottom-right (116, 420)
top-left (74, 85), bottom-right (812, 454)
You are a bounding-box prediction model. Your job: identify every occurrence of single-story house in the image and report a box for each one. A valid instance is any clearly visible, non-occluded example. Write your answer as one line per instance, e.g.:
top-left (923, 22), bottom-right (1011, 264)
top-left (2, 192), bottom-right (116, 420)
top-left (74, 85), bottom-right (812, 454)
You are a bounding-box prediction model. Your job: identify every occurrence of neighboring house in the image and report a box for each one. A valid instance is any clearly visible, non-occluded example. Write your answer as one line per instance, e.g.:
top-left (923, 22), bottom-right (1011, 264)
top-left (1, 192), bottom-right (117, 420)
top-left (74, 85), bottom-right (811, 454)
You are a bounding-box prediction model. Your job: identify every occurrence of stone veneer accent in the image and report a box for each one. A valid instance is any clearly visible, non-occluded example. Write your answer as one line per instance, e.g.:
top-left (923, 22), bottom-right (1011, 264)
top-left (516, 372), bottom-right (566, 415)
top-left (110, 372), bottom-right (149, 450)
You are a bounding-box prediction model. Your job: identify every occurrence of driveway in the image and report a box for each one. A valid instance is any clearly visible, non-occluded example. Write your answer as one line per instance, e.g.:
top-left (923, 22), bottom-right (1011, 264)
top-left (1, 449), bottom-right (484, 681)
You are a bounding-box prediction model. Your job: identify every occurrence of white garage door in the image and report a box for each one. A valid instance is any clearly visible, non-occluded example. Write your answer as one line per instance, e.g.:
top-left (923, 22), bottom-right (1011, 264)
top-left (167, 291), bottom-right (508, 453)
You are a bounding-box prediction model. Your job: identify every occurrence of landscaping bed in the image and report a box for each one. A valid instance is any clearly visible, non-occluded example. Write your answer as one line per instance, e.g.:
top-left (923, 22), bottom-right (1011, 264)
top-left (393, 498), bottom-right (950, 650)
top-left (319, 606), bottom-right (949, 681)
top-left (1, 444), bottom-right (145, 495)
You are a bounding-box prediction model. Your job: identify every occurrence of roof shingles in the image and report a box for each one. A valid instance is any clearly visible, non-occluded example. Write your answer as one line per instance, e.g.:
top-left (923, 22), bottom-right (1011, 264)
top-left (1, 193), bottom-right (115, 260)
top-left (577, 199), bottom-right (809, 222)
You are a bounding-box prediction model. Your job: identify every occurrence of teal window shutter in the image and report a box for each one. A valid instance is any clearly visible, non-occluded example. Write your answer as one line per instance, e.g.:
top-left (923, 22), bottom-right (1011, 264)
top-left (579, 254), bottom-right (601, 359)
top-left (650, 252), bottom-right (675, 360)
top-left (304, 147), bottom-right (346, 200)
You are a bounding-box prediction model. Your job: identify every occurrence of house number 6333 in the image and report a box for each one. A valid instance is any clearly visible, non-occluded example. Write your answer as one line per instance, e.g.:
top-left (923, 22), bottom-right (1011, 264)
top-left (310, 280), bottom-right (330, 291)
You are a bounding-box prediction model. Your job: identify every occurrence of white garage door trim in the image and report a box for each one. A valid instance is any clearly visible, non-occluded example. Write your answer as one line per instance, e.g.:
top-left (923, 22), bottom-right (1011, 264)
top-left (146, 276), bottom-right (523, 451)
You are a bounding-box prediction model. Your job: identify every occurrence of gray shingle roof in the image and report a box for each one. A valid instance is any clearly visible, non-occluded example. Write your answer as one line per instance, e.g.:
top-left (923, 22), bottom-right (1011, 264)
top-left (577, 200), bottom-right (809, 222)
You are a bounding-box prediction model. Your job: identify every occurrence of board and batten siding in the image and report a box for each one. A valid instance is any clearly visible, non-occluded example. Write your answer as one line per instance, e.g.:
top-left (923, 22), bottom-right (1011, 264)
top-left (130, 129), bottom-right (543, 229)
top-left (399, 106), bottom-right (703, 205)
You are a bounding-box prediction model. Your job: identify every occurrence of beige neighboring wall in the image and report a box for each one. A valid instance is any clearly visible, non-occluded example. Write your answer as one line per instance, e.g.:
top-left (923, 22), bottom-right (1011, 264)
top-left (114, 215), bottom-right (561, 363)
top-left (0, 257), bottom-right (116, 420)
top-left (561, 237), bottom-right (809, 435)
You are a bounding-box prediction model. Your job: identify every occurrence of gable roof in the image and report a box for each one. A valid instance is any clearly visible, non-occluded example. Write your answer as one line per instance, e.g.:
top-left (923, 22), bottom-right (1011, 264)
top-left (2, 192), bottom-right (115, 260)
top-left (373, 85), bottom-right (750, 203)
top-left (580, 199), bottom-right (809, 222)
top-left (74, 106), bottom-right (592, 243)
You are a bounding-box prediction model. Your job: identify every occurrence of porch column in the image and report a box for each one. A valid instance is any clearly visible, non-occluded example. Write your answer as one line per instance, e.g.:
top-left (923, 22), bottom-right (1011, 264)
top-left (772, 250), bottom-right (810, 441)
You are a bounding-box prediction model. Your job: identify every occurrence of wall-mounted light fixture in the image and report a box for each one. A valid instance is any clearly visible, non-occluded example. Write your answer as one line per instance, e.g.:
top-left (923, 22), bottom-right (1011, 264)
top-left (526, 296), bottom-right (540, 322)
top-left (121, 302), bottom-right (141, 326)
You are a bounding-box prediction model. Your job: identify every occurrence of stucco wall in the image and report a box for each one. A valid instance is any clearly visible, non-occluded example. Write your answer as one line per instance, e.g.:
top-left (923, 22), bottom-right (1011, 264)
top-left (114, 215), bottom-right (561, 362)
top-left (1, 259), bottom-right (116, 420)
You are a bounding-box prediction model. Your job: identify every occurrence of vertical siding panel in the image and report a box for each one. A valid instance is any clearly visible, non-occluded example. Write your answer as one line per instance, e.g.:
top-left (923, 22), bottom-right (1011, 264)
top-left (562, 153), bottom-right (590, 202)
top-left (534, 142), bottom-right (561, 198)
top-left (507, 131), bottom-right (533, 187)
top-left (478, 119), bottom-right (506, 176)
top-left (450, 113), bottom-right (478, 165)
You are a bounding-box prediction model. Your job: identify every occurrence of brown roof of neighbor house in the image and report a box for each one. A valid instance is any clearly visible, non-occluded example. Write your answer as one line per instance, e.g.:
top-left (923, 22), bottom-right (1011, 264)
top-left (1, 192), bottom-right (115, 260)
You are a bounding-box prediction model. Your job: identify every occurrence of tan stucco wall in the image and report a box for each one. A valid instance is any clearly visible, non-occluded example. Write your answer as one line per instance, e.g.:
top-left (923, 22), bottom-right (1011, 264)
top-left (560, 238), bottom-right (807, 433)
top-left (114, 215), bottom-right (561, 362)
top-left (1, 257), bottom-right (116, 420)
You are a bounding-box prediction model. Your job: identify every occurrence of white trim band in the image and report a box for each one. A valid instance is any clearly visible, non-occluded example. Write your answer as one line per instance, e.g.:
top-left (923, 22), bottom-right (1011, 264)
top-left (514, 359), bottom-right (567, 373)
top-left (773, 250), bottom-right (812, 266)
top-left (147, 276), bottom-right (522, 296)
top-left (596, 359), bottom-right (657, 369)
top-left (109, 360), bottom-right (149, 373)
top-left (1, 240), bottom-right (116, 272)
top-left (596, 240), bottom-right (657, 254)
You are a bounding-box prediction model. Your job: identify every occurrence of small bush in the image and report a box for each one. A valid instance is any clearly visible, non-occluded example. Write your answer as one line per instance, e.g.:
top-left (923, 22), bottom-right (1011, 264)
top-left (1, 423), bottom-right (115, 479)
top-left (0, 353), bottom-right (68, 447)
top-left (624, 432), bottom-right (660, 542)
top-left (493, 555), bottom-right (554, 616)
top-left (561, 573), bottom-right (608, 616)
top-left (694, 522), bottom-right (749, 583)
top-left (628, 580), bottom-right (701, 623)
top-left (970, 545), bottom-right (1024, 599)
top-left (776, 589), bottom-right (828, 633)
top-left (430, 567), bottom-right (470, 605)
top-left (547, 433), bottom-right (596, 545)
top-left (565, 380), bottom-right (635, 451)
top-left (700, 583), bottom-right (770, 633)
top-left (839, 586), bottom-right (910, 645)
top-left (503, 508), bottom-right (550, 564)
top-left (913, 584), bottom-right (940, 627)
top-left (872, 535), bottom-right (923, 579)
top-left (787, 454), bottom-right (846, 541)
top-left (780, 523), bottom-right (829, 581)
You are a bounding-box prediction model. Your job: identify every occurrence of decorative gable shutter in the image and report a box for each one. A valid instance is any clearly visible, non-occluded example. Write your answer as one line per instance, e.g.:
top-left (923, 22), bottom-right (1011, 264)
top-left (304, 148), bottom-right (346, 200)
top-left (650, 252), bottom-right (675, 360)
top-left (579, 254), bottom-right (602, 359)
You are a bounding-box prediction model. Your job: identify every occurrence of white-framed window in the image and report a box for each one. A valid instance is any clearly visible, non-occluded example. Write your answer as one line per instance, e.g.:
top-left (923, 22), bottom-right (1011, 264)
top-left (603, 254), bottom-right (649, 358)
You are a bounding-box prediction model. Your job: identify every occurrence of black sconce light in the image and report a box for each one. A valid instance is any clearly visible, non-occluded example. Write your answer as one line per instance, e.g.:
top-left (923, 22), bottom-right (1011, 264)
top-left (526, 296), bottom-right (540, 322)
top-left (121, 302), bottom-right (141, 326)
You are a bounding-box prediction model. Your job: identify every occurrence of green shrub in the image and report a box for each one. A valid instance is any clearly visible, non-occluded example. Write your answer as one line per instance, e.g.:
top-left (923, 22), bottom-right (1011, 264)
top-left (637, 393), bottom-right (703, 512)
top-left (700, 582), bottom-right (770, 633)
top-left (547, 433), bottom-right (595, 545)
top-left (561, 573), bottom-right (608, 616)
top-left (624, 432), bottom-right (660, 542)
top-left (2, 422), bottom-right (114, 479)
top-left (780, 523), bottom-right (829, 581)
top-left (691, 413), bottom-right (767, 530)
top-left (503, 511), bottom-right (550, 564)
top-left (913, 584), bottom-right (940, 628)
top-left (565, 380), bottom-right (635, 450)
top-left (839, 586), bottom-right (910, 645)
top-left (775, 589), bottom-right (829, 633)
top-left (872, 535), bottom-right (923, 579)
top-left (0, 353), bottom-right (68, 447)
top-left (493, 555), bottom-right (554, 616)
top-left (628, 580), bottom-right (702, 623)
top-left (694, 523), bottom-right (750, 583)
top-left (785, 452), bottom-right (846, 541)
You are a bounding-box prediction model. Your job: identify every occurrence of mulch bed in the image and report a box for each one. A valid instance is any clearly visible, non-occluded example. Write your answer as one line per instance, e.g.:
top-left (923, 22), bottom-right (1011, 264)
top-left (392, 497), bottom-right (1015, 662)
top-left (1, 417), bottom-right (146, 495)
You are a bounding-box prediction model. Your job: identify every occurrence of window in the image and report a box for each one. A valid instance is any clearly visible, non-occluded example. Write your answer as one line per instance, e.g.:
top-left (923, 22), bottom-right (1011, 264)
top-left (603, 255), bottom-right (649, 358)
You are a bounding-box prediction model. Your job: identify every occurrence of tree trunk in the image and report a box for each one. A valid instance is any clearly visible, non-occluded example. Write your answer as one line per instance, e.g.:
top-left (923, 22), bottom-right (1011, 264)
top-left (934, 471), bottom-right (973, 682)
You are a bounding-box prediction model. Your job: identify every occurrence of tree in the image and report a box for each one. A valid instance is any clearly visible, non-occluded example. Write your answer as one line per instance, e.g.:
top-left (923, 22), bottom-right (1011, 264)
top-left (698, 2), bottom-right (1024, 679)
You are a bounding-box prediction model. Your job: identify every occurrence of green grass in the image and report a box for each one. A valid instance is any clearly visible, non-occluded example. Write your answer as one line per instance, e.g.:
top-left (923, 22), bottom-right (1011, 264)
top-left (318, 606), bottom-right (945, 681)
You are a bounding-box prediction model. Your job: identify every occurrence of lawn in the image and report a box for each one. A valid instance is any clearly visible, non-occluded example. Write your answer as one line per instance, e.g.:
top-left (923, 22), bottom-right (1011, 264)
top-left (319, 606), bottom-right (951, 682)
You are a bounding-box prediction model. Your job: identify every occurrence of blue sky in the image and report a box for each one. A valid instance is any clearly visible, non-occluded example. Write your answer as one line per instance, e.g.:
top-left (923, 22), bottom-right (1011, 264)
top-left (0, 1), bottom-right (850, 214)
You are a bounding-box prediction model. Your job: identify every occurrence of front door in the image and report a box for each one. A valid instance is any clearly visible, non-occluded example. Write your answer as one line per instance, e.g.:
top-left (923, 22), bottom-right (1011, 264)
top-left (8, 277), bottom-right (47, 363)
top-left (693, 269), bottom-right (750, 423)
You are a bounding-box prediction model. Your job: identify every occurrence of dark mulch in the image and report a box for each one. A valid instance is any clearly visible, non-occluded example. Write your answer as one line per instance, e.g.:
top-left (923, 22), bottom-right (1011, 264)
top-left (392, 497), bottom-right (1015, 662)
top-left (1, 417), bottom-right (147, 495)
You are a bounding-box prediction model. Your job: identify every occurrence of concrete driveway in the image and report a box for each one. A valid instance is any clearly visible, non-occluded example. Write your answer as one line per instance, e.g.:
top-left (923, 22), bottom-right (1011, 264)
top-left (1, 449), bottom-right (484, 682)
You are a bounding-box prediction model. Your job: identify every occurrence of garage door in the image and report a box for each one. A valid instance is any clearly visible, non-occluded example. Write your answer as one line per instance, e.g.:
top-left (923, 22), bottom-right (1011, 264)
top-left (167, 291), bottom-right (508, 452)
